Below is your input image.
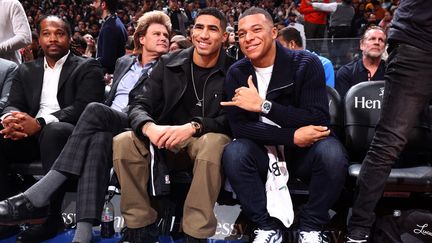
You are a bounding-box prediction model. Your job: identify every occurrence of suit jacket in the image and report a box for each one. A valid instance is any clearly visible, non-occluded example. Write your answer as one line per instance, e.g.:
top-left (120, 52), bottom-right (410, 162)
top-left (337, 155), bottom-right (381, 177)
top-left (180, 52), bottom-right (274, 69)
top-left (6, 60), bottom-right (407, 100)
top-left (105, 54), bottom-right (135, 107)
top-left (2, 53), bottom-right (105, 124)
top-left (0, 58), bottom-right (17, 112)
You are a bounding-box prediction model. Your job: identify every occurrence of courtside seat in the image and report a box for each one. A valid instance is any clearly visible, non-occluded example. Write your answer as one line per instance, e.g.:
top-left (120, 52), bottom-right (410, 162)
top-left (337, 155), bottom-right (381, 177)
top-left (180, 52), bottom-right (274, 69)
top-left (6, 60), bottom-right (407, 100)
top-left (344, 81), bottom-right (432, 192)
top-left (327, 85), bottom-right (343, 139)
top-left (8, 160), bottom-right (44, 176)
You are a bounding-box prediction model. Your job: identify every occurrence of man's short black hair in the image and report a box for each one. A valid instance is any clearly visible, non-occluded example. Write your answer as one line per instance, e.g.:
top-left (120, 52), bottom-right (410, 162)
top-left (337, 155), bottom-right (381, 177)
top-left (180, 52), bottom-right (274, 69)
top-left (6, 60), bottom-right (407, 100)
top-left (37, 15), bottom-right (72, 37)
top-left (279, 27), bottom-right (303, 48)
top-left (195, 7), bottom-right (227, 32)
top-left (103, 0), bottom-right (118, 13)
top-left (239, 7), bottom-right (274, 26)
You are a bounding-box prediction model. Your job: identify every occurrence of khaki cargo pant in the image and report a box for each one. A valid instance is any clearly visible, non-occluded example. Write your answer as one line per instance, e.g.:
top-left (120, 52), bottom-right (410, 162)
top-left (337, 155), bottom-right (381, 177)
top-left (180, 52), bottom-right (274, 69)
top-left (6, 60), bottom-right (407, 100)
top-left (113, 131), bottom-right (230, 238)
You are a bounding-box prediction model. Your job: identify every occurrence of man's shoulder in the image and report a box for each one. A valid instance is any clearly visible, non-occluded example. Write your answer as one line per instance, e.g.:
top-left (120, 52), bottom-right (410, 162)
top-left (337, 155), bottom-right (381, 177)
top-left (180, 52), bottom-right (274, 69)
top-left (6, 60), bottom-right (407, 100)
top-left (160, 47), bottom-right (193, 66)
top-left (338, 59), bottom-right (358, 72)
top-left (0, 58), bottom-right (17, 70)
top-left (68, 54), bottom-right (99, 66)
top-left (117, 54), bottom-right (136, 63)
top-left (228, 57), bottom-right (251, 72)
top-left (17, 58), bottom-right (43, 72)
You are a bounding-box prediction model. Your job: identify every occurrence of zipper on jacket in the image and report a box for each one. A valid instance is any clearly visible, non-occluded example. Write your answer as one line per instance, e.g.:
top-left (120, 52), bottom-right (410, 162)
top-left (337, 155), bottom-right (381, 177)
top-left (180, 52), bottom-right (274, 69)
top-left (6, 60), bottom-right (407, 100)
top-left (201, 69), bottom-right (221, 117)
top-left (266, 83), bottom-right (294, 96)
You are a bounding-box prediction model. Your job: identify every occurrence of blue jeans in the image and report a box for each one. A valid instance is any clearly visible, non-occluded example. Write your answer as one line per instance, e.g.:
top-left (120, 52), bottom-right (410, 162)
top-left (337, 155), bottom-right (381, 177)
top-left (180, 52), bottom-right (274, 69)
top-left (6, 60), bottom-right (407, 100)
top-left (222, 136), bottom-right (348, 231)
top-left (348, 43), bottom-right (432, 234)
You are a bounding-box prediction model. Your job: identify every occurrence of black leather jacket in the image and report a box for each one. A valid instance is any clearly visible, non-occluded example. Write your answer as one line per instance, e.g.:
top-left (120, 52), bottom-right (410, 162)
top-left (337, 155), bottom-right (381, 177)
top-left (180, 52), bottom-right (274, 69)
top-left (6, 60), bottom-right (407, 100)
top-left (128, 46), bottom-right (233, 140)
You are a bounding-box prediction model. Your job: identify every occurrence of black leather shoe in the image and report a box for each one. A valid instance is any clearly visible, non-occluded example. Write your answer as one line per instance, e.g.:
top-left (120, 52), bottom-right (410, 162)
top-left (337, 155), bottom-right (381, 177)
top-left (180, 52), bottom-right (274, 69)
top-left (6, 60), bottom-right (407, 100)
top-left (184, 234), bottom-right (207, 243)
top-left (119, 223), bottom-right (159, 243)
top-left (15, 214), bottom-right (64, 243)
top-left (0, 193), bottom-right (48, 225)
top-left (0, 225), bottom-right (20, 239)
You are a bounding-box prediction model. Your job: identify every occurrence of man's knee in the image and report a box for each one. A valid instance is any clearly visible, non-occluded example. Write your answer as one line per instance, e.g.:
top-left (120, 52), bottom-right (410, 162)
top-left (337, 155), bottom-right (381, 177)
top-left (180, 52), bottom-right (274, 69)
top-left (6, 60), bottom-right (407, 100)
top-left (113, 131), bottom-right (135, 156)
top-left (222, 139), bottom-right (258, 173)
top-left (199, 133), bottom-right (231, 149)
top-left (83, 102), bottom-right (106, 115)
top-left (40, 122), bottom-right (74, 142)
top-left (312, 137), bottom-right (348, 178)
top-left (193, 133), bottom-right (230, 161)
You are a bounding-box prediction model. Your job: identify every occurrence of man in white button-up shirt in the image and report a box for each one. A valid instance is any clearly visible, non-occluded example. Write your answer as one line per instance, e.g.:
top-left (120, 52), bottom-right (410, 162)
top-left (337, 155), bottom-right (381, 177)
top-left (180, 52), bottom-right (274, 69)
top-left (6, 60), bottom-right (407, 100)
top-left (0, 15), bottom-right (104, 240)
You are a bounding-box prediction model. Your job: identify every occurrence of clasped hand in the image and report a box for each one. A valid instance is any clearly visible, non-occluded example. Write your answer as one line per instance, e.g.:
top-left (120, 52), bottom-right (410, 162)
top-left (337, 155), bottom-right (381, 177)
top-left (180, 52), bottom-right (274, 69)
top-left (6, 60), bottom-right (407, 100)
top-left (143, 123), bottom-right (195, 150)
top-left (0, 111), bottom-right (41, 140)
top-left (221, 75), bottom-right (263, 112)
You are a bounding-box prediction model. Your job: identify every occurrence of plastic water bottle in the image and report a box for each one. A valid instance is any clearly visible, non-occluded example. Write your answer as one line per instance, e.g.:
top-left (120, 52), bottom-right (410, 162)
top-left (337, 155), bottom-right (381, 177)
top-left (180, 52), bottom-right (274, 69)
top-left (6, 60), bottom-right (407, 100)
top-left (101, 200), bottom-right (115, 238)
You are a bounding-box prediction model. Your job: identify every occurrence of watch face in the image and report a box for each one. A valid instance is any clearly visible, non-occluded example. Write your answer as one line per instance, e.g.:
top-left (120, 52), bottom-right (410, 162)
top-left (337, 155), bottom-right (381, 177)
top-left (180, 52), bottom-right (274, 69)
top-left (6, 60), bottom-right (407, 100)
top-left (263, 102), bottom-right (271, 110)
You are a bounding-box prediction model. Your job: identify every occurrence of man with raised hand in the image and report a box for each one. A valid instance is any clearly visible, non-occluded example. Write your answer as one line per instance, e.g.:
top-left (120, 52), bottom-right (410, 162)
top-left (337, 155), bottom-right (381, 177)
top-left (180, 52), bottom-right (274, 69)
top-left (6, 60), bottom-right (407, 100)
top-left (221, 7), bottom-right (348, 243)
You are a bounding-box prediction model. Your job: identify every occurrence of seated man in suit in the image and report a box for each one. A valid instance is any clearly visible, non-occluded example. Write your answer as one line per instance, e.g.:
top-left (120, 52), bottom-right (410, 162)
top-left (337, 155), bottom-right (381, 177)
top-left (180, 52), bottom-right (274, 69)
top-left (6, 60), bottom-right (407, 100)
top-left (0, 15), bottom-right (105, 240)
top-left (0, 58), bottom-right (18, 113)
top-left (335, 26), bottom-right (386, 97)
top-left (0, 11), bottom-right (171, 243)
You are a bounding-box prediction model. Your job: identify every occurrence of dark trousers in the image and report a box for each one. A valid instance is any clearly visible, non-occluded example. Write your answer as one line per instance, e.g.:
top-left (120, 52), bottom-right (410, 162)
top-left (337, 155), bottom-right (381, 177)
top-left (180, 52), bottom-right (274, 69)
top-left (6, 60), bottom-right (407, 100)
top-left (304, 22), bottom-right (326, 39)
top-left (0, 122), bottom-right (74, 200)
top-left (348, 43), bottom-right (432, 233)
top-left (51, 102), bottom-right (129, 223)
top-left (222, 136), bottom-right (348, 231)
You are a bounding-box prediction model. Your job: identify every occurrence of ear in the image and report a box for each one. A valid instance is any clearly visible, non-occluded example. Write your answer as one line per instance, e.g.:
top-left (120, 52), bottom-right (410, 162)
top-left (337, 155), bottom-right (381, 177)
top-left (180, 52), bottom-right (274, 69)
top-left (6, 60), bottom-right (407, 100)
top-left (359, 40), bottom-right (365, 51)
top-left (271, 26), bottom-right (278, 40)
top-left (221, 31), bottom-right (228, 44)
top-left (139, 35), bottom-right (146, 45)
top-left (289, 40), bottom-right (296, 50)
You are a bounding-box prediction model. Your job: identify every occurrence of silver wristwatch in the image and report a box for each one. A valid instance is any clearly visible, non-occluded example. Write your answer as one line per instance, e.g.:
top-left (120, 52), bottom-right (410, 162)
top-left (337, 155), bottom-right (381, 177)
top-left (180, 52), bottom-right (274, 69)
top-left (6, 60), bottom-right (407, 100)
top-left (261, 100), bottom-right (272, 115)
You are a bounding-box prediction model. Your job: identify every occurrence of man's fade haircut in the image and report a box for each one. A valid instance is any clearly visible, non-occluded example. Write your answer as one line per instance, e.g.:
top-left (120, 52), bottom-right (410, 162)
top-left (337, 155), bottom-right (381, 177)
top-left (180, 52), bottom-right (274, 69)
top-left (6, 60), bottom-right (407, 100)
top-left (36, 15), bottom-right (72, 37)
top-left (360, 25), bottom-right (387, 43)
top-left (279, 27), bottom-right (303, 48)
top-left (239, 7), bottom-right (274, 26)
top-left (103, 0), bottom-right (118, 13)
top-left (133, 10), bottom-right (172, 54)
top-left (195, 8), bottom-right (227, 32)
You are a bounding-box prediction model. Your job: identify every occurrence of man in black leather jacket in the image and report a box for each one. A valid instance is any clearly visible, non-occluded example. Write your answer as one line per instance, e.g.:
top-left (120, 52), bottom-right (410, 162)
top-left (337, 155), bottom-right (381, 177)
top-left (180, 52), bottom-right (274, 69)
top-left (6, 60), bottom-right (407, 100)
top-left (113, 8), bottom-right (232, 243)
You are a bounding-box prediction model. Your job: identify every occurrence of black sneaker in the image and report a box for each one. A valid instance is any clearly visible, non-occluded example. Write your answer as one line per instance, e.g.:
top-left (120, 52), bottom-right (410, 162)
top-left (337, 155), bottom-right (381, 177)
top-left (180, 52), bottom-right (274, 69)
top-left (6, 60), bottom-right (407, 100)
top-left (184, 234), bottom-right (207, 243)
top-left (119, 224), bottom-right (159, 243)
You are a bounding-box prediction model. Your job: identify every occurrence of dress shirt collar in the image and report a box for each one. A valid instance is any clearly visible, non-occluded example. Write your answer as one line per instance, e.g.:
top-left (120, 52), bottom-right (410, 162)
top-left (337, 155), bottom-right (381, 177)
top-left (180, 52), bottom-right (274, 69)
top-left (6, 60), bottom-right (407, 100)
top-left (44, 51), bottom-right (70, 70)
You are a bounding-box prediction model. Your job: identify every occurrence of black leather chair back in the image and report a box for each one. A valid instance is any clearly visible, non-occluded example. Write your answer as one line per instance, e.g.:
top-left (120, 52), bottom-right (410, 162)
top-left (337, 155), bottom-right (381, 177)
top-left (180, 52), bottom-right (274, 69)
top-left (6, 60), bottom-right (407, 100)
top-left (327, 85), bottom-right (343, 139)
top-left (344, 81), bottom-right (432, 163)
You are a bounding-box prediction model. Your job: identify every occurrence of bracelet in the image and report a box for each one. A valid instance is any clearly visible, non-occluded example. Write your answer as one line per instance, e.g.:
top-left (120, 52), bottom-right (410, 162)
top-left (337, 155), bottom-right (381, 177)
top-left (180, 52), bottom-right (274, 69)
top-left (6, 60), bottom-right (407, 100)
top-left (190, 121), bottom-right (202, 135)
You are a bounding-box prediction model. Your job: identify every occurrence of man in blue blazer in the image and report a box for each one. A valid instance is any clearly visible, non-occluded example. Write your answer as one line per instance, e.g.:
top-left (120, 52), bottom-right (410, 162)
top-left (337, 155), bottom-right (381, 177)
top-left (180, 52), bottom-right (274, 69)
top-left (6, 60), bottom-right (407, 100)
top-left (0, 58), bottom-right (17, 113)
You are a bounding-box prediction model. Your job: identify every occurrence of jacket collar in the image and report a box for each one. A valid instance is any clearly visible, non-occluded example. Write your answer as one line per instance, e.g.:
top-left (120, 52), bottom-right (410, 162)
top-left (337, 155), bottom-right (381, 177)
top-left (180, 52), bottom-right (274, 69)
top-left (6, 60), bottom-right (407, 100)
top-left (241, 41), bottom-right (295, 94)
top-left (58, 53), bottom-right (80, 91)
top-left (165, 46), bottom-right (228, 75)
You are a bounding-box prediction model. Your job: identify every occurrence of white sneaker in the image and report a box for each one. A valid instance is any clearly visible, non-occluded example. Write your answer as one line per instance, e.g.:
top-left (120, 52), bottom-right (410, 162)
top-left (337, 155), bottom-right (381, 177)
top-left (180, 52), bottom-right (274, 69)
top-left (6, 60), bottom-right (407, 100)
top-left (252, 229), bottom-right (283, 243)
top-left (298, 231), bottom-right (329, 243)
